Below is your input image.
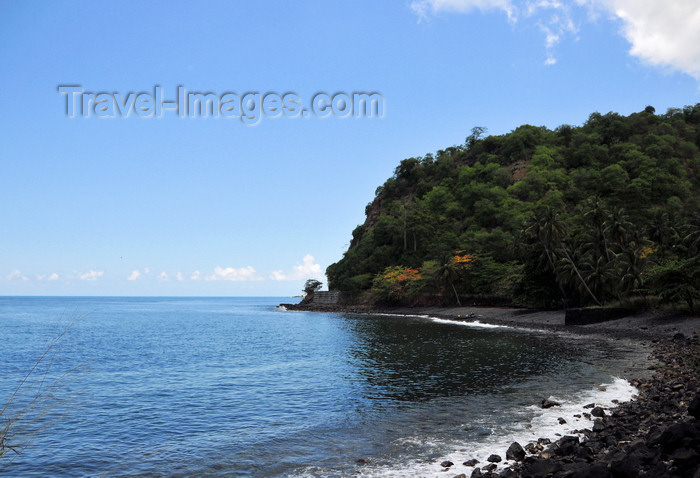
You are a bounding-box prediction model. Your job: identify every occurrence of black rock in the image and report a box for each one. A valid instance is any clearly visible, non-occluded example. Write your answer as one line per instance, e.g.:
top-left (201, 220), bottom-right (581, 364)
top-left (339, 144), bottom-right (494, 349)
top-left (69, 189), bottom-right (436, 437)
top-left (645, 425), bottom-right (664, 447)
top-left (592, 419), bottom-right (606, 432)
top-left (558, 417), bottom-right (567, 424)
top-left (583, 403), bottom-right (595, 409)
top-left (610, 453), bottom-right (642, 477)
top-left (591, 406), bottom-right (606, 417)
top-left (554, 435), bottom-right (580, 456)
top-left (463, 459), bottom-right (479, 467)
top-left (575, 445), bottom-right (594, 461)
top-left (487, 454), bottom-right (502, 463)
top-left (541, 398), bottom-right (561, 409)
top-left (441, 460), bottom-right (454, 468)
top-left (670, 447), bottom-right (699, 468)
top-left (506, 442), bottom-right (526, 462)
top-left (659, 422), bottom-right (698, 453)
top-left (520, 457), bottom-right (563, 476)
top-left (689, 394), bottom-right (700, 419)
top-left (524, 442), bottom-right (541, 454)
top-left (570, 462), bottom-right (611, 478)
top-left (499, 469), bottom-right (518, 478)
top-left (470, 468), bottom-right (482, 478)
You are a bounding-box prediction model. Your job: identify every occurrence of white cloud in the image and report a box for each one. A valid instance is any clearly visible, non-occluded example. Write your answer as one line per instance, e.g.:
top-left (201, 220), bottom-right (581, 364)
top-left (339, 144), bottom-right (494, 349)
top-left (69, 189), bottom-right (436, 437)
top-left (36, 273), bottom-right (60, 281)
top-left (411, 0), bottom-right (515, 20)
top-left (269, 269), bottom-right (287, 281)
top-left (411, 0), bottom-right (700, 78)
top-left (80, 270), bottom-right (104, 281)
top-left (176, 272), bottom-right (184, 281)
top-left (410, 0), bottom-right (575, 63)
top-left (191, 270), bottom-right (201, 280)
top-left (270, 254), bottom-right (324, 281)
top-left (4, 270), bottom-right (29, 281)
top-left (592, 0), bottom-right (700, 78)
top-left (158, 271), bottom-right (170, 281)
top-left (128, 269), bottom-right (141, 281)
top-left (205, 266), bottom-right (262, 281)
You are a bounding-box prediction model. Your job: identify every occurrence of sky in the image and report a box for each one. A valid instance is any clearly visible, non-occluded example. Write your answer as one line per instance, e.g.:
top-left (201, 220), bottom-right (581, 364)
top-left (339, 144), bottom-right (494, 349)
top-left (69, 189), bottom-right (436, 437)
top-left (1, 0), bottom-right (699, 297)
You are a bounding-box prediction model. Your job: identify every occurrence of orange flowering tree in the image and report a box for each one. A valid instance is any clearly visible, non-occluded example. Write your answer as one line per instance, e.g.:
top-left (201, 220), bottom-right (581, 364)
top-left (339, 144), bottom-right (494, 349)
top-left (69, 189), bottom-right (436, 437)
top-left (372, 265), bottom-right (423, 303)
top-left (431, 251), bottom-right (475, 306)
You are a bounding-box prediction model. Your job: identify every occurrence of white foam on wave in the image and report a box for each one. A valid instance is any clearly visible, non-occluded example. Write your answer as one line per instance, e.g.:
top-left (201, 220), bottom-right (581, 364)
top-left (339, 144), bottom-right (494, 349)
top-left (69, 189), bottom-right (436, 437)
top-left (376, 312), bottom-right (433, 319)
top-left (428, 316), bottom-right (509, 329)
top-left (275, 305), bottom-right (288, 311)
top-left (349, 377), bottom-right (638, 478)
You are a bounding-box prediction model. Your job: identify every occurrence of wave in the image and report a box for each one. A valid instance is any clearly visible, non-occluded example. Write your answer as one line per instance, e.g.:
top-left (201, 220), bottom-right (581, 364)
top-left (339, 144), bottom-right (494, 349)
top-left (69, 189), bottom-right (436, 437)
top-left (347, 378), bottom-right (637, 477)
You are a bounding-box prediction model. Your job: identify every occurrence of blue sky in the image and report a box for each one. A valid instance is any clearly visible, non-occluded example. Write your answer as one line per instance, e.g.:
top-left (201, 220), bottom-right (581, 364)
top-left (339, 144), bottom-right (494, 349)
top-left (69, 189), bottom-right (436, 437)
top-left (1, 0), bottom-right (699, 297)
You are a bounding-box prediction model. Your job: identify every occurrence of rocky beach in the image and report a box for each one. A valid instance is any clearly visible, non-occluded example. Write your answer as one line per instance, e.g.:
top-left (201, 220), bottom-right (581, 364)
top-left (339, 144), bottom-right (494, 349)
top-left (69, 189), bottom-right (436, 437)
top-left (283, 303), bottom-right (700, 477)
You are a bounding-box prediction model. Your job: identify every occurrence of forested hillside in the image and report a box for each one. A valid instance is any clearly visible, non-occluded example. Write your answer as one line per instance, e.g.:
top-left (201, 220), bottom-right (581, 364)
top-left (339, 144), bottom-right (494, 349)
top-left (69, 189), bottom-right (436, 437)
top-left (326, 105), bottom-right (700, 310)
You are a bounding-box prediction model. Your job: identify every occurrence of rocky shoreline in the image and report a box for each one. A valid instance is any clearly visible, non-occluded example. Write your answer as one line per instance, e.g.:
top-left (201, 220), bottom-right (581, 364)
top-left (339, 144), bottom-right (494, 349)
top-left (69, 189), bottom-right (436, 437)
top-left (489, 333), bottom-right (700, 478)
top-left (281, 303), bottom-right (700, 477)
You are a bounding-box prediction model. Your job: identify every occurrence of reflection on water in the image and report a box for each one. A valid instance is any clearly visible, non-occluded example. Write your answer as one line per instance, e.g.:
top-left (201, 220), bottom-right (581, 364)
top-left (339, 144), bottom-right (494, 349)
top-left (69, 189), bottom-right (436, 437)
top-left (343, 314), bottom-right (588, 401)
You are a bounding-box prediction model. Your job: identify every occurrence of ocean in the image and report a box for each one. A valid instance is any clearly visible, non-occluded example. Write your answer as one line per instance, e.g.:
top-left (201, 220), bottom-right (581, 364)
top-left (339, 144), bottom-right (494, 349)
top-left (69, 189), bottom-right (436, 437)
top-left (0, 297), bottom-right (644, 477)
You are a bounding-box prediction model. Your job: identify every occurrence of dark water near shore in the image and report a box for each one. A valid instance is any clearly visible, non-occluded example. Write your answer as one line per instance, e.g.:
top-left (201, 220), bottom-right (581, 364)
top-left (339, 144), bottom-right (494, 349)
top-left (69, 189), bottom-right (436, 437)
top-left (0, 297), bottom-right (644, 477)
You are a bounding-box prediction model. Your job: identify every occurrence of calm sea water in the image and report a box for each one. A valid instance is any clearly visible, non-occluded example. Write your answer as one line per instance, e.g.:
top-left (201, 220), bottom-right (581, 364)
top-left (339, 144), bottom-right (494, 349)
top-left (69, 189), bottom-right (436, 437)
top-left (0, 297), bottom-right (644, 477)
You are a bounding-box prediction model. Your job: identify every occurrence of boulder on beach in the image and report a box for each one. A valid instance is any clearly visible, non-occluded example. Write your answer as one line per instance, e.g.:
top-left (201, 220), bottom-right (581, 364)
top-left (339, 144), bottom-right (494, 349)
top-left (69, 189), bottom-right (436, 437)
top-left (506, 441), bottom-right (526, 462)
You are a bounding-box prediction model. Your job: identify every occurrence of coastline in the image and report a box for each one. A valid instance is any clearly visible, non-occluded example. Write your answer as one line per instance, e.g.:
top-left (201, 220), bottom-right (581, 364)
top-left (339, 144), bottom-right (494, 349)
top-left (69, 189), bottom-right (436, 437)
top-left (282, 303), bottom-right (700, 477)
top-left (282, 303), bottom-right (699, 341)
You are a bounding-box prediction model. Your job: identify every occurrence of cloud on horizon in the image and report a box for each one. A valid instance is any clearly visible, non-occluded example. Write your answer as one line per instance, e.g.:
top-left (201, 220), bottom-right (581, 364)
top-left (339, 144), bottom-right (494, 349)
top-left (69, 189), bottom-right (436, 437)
top-left (410, 0), bottom-right (700, 77)
top-left (205, 265), bottom-right (262, 281)
top-left (3, 269), bottom-right (29, 281)
top-left (80, 270), bottom-right (104, 281)
top-left (270, 254), bottom-right (324, 281)
top-left (127, 269), bottom-right (141, 281)
top-left (36, 272), bottom-right (60, 281)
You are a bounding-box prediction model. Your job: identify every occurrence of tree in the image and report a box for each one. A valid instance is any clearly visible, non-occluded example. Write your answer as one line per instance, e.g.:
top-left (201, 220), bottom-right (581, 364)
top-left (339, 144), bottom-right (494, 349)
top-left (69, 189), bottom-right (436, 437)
top-left (649, 259), bottom-right (700, 312)
top-left (430, 251), bottom-right (474, 306)
top-left (466, 126), bottom-right (487, 148)
top-left (300, 279), bottom-right (323, 305)
top-left (303, 279), bottom-right (322, 295)
top-left (372, 266), bottom-right (423, 304)
top-left (526, 208), bottom-right (602, 305)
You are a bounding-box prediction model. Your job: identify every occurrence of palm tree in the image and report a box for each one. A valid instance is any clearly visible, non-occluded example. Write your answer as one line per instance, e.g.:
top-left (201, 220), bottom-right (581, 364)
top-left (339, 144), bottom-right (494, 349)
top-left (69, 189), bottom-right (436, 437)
top-left (646, 210), bottom-right (677, 257)
top-left (604, 207), bottom-right (634, 252)
top-left (583, 198), bottom-right (612, 262)
top-left (527, 208), bottom-right (602, 306)
top-left (432, 255), bottom-right (463, 306)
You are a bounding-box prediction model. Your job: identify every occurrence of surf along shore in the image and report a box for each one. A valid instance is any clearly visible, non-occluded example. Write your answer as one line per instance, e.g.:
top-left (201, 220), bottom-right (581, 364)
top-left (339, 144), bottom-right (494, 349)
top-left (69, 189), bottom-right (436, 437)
top-left (282, 302), bottom-right (700, 477)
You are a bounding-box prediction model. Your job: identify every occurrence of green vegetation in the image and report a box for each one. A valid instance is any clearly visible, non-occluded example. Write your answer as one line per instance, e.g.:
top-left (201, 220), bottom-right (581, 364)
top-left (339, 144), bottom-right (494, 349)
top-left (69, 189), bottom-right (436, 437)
top-left (327, 105), bottom-right (700, 310)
